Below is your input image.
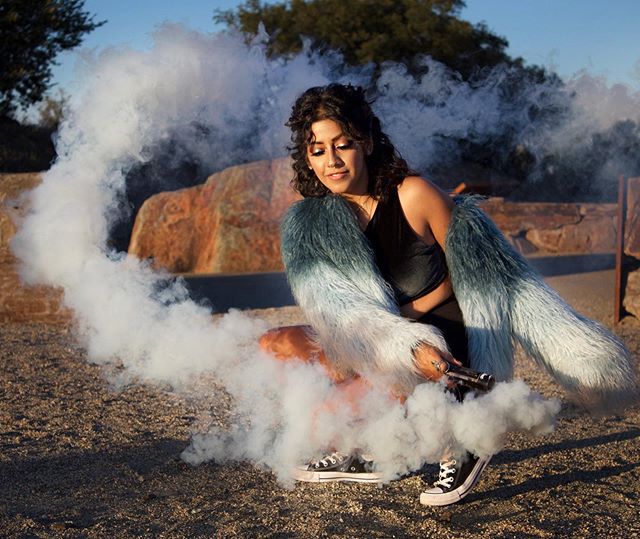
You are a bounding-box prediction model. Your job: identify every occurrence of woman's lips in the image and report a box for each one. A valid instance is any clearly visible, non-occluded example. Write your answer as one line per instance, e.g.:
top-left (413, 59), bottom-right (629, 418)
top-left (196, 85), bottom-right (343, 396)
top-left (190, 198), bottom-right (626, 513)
top-left (326, 171), bottom-right (348, 180)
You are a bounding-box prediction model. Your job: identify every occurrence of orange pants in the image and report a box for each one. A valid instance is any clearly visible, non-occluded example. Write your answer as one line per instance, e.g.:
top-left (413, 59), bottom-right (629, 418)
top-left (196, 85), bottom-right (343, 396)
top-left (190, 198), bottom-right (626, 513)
top-left (259, 325), bottom-right (405, 411)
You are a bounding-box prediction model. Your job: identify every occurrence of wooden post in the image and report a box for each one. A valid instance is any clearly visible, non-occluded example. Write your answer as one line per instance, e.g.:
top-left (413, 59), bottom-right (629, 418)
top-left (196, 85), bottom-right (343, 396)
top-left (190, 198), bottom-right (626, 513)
top-left (614, 176), bottom-right (628, 323)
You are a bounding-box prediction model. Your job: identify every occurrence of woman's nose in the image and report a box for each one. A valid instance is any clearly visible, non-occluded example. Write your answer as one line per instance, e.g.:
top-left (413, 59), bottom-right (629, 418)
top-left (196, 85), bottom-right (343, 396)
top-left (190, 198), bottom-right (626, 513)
top-left (327, 148), bottom-right (342, 167)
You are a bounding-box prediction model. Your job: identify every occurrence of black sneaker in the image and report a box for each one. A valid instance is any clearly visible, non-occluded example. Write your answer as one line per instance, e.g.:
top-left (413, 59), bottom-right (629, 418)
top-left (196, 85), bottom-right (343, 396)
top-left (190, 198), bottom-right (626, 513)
top-left (419, 452), bottom-right (491, 506)
top-left (293, 452), bottom-right (383, 483)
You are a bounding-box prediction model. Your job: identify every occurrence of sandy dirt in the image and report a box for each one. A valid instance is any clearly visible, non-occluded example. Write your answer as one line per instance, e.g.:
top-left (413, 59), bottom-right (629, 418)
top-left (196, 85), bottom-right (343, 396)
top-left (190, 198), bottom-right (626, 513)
top-left (1, 270), bottom-right (639, 538)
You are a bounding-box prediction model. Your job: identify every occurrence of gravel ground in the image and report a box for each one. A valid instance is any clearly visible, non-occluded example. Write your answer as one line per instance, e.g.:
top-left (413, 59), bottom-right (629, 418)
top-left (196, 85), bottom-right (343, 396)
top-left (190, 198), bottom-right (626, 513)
top-left (1, 270), bottom-right (639, 538)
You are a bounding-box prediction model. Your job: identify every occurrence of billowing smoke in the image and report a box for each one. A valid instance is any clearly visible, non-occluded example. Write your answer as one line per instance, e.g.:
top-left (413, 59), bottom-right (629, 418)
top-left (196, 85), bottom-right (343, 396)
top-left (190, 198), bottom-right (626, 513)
top-left (14, 24), bottom-right (637, 481)
top-left (374, 60), bottom-right (640, 199)
top-left (522, 73), bottom-right (640, 200)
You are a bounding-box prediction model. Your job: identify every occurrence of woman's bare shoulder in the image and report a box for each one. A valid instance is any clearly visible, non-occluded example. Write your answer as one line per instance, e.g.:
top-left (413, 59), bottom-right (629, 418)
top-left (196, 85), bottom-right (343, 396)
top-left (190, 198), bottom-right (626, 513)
top-left (396, 176), bottom-right (453, 245)
top-left (397, 176), bottom-right (453, 210)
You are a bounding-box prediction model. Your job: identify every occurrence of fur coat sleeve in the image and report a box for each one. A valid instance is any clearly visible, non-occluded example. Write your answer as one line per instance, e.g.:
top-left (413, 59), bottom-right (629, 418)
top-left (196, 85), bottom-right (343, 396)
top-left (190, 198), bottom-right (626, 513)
top-left (280, 194), bottom-right (638, 410)
top-left (446, 197), bottom-right (637, 410)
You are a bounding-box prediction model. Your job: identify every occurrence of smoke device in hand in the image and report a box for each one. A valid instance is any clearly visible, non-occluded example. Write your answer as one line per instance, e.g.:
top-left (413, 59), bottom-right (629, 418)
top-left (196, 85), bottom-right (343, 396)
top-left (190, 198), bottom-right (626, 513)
top-left (438, 361), bottom-right (495, 392)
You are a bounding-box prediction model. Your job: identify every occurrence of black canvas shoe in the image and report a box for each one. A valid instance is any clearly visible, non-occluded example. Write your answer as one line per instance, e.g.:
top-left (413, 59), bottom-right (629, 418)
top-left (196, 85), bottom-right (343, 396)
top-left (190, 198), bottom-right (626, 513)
top-left (293, 452), bottom-right (383, 483)
top-left (419, 452), bottom-right (491, 506)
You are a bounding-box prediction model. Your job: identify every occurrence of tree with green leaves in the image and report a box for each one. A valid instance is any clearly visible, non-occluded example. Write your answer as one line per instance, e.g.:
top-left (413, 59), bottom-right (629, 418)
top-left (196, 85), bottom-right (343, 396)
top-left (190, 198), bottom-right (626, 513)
top-left (215, 0), bottom-right (537, 80)
top-left (0, 0), bottom-right (104, 116)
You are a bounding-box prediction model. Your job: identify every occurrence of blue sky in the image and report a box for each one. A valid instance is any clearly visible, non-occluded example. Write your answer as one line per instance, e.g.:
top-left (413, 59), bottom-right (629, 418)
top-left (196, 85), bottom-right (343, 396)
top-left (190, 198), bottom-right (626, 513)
top-left (51, 0), bottom-right (640, 95)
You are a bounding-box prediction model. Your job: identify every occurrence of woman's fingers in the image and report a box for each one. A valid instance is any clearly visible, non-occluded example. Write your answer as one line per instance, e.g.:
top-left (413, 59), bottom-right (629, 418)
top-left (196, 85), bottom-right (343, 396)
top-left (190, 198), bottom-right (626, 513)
top-left (412, 344), bottom-right (465, 388)
top-left (448, 356), bottom-right (463, 367)
top-left (413, 344), bottom-right (447, 380)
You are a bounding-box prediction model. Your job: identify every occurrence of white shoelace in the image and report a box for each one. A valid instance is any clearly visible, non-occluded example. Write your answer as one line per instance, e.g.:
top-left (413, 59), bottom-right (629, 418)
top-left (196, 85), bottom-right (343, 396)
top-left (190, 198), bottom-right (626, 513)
top-left (312, 452), bottom-right (347, 469)
top-left (433, 458), bottom-right (457, 488)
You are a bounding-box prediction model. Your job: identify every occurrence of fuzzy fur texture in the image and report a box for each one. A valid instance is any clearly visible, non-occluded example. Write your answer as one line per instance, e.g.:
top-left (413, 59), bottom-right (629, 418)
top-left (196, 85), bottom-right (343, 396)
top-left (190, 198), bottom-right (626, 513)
top-left (281, 194), bottom-right (638, 410)
top-left (281, 195), bottom-right (448, 394)
top-left (444, 196), bottom-right (529, 381)
top-left (446, 197), bottom-right (638, 410)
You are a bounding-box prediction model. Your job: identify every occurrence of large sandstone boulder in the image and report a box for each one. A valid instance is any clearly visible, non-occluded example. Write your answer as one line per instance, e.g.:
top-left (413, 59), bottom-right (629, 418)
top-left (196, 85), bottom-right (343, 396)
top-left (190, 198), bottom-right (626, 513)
top-left (0, 173), bottom-right (71, 323)
top-left (129, 157), bottom-right (301, 273)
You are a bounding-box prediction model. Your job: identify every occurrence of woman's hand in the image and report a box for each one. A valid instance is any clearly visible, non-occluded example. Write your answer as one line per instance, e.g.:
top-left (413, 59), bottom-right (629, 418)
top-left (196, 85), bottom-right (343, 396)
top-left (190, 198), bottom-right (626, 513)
top-left (412, 343), bottom-right (462, 382)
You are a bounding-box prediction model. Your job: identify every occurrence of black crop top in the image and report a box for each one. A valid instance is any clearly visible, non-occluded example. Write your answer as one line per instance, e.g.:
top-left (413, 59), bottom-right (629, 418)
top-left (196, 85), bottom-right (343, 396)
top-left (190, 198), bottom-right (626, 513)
top-left (364, 187), bottom-right (448, 305)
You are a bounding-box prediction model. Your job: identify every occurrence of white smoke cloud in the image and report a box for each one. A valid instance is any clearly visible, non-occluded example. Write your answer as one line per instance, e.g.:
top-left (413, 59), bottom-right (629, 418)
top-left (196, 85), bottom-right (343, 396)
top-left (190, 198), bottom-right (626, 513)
top-left (566, 72), bottom-right (640, 130)
top-left (16, 24), bottom-right (635, 482)
top-left (374, 60), bottom-right (640, 195)
top-left (523, 72), bottom-right (640, 159)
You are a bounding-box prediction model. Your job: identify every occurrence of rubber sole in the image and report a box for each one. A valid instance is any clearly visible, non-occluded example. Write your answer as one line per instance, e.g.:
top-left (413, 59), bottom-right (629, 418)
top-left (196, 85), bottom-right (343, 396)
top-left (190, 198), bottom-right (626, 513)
top-left (292, 466), bottom-right (384, 483)
top-left (419, 456), bottom-right (492, 506)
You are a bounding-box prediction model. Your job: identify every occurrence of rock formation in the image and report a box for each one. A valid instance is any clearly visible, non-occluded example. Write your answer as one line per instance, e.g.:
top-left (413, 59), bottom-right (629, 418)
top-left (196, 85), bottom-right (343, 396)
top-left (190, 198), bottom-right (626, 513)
top-left (129, 157), bottom-right (300, 273)
top-left (483, 199), bottom-right (617, 255)
top-left (129, 170), bottom-right (618, 274)
top-left (625, 177), bottom-right (640, 259)
top-left (0, 173), bottom-right (70, 323)
top-left (1, 163), bottom-right (632, 323)
top-left (623, 177), bottom-right (640, 318)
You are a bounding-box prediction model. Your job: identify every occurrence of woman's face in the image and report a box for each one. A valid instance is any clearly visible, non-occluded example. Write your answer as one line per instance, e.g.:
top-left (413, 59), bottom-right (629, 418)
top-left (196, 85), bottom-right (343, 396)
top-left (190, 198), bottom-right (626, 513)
top-left (306, 119), bottom-right (369, 197)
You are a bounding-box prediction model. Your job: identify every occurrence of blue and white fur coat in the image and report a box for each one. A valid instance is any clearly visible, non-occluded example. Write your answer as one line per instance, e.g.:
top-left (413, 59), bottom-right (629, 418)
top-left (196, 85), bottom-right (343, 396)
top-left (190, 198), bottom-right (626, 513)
top-left (280, 194), bottom-right (638, 411)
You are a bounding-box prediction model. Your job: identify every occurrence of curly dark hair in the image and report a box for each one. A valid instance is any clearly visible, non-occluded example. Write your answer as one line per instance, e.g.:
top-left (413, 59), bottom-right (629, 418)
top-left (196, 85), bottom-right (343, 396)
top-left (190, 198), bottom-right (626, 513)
top-left (286, 83), bottom-right (415, 199)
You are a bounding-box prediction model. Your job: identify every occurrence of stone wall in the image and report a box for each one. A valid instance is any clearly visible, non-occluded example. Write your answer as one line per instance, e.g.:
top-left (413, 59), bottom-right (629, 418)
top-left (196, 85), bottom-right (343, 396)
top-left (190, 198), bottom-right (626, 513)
top-left (129, 159), bottom-right (618, 274)
top-left (482, 199), bottom-right (616, 255)
top-left (0, 173), bottom-right (71, 323)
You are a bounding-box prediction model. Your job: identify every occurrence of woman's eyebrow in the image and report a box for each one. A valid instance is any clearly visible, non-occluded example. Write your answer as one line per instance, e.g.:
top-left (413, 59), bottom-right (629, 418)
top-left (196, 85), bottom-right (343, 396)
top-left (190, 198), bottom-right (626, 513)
top-left (309, 133), bottom-right (347, 145)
